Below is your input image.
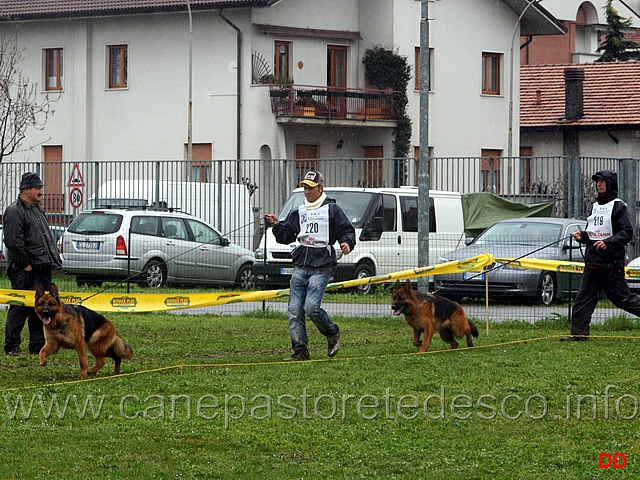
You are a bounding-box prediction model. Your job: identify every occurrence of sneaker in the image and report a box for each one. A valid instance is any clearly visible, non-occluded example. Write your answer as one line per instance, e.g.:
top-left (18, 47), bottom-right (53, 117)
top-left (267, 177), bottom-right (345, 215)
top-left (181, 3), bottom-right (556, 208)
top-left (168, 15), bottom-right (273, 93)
top-left (328, 330), bottom-right (340, 357)
top-left (6, 348), bottom-right (23, 357)
top-left (285, 349), bottom-right (310, 361)
top-left (559, 336), bottom-right (588, 342)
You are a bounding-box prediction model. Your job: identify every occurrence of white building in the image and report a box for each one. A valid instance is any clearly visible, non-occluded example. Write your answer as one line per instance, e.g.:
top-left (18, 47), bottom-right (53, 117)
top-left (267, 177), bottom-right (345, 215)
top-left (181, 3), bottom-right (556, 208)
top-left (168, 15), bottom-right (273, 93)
top-left (0, 0), bottom-right (565, 189)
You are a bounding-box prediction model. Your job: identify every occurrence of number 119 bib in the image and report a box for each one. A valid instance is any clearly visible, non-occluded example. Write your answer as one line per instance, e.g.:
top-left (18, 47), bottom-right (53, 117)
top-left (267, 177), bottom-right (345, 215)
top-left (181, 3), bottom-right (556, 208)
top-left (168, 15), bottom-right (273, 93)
top-left (586, 199), bottom-right (619, 240)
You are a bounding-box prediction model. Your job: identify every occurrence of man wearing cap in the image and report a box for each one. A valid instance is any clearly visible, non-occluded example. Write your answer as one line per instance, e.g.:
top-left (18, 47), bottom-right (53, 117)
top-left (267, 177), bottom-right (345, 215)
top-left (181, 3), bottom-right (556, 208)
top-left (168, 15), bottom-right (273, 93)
top-left (561, 169), bottom-right (640, 342)
top-left (3, 172), bottom-right (62, 356)
top-left (265, 171), bottom-right (356, 360)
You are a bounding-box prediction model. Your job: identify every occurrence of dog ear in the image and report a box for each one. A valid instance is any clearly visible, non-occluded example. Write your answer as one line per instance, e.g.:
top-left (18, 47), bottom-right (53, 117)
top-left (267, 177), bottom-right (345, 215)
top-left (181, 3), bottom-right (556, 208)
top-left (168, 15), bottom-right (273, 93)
top-left (393, 279), bottom-right (401, 289)
top-left (50, 283), bottom-right (59, 298)
top-left (35, 284), bottom-right (45, 299)
top-left (404, 279), bottom-right (412, 290)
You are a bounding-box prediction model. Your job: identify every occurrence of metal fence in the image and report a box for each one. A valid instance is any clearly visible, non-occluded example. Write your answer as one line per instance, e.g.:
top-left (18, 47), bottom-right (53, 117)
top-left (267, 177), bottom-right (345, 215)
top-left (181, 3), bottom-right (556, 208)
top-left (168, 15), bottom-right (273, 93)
top-left (0, 156), bottom-right (637, 323)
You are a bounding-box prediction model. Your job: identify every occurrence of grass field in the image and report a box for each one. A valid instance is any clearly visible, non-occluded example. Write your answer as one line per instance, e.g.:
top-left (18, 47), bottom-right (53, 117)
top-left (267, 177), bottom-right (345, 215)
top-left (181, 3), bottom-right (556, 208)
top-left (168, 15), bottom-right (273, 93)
top-left (1, 305), bottom-right (639, 479)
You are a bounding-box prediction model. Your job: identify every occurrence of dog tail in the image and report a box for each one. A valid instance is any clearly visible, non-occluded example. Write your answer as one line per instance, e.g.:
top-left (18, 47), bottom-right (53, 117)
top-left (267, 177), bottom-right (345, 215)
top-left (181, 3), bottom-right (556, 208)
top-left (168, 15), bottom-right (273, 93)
top-left (469, 321), bottom-right (479, 338)
top-left (113, 336), bottom-right (133, 360)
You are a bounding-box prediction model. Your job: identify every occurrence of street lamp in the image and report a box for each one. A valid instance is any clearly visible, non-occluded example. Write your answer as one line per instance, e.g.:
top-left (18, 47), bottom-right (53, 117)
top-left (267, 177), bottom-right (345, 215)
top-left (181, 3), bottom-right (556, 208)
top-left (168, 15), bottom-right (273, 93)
top-left (507, 0), bottom-right (542, 161)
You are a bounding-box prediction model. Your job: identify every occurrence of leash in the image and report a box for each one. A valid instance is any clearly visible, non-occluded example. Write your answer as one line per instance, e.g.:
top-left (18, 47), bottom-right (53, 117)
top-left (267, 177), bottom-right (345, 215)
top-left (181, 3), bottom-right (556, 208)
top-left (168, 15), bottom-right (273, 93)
top-left (430, 233), bottom-right (579, 295)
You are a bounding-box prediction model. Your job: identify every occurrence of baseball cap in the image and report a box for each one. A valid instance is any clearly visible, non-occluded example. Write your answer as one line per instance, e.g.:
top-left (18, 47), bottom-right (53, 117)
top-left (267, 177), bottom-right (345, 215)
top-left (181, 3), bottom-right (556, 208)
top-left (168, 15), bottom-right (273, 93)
top-left (299, 171), bottom-right (324, 188)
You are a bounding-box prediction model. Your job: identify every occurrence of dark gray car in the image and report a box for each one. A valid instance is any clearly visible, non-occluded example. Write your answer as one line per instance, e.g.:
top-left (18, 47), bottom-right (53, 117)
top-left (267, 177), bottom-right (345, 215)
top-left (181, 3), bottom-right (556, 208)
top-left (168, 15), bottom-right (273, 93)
top-left (434, 217), bottom-right (586, 305)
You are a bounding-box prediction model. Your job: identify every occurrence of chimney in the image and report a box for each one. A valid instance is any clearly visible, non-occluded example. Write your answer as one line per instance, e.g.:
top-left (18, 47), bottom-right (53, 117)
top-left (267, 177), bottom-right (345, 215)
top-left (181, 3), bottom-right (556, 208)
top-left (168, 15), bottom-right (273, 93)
top-left (564, 67), bottom-right (584, 121)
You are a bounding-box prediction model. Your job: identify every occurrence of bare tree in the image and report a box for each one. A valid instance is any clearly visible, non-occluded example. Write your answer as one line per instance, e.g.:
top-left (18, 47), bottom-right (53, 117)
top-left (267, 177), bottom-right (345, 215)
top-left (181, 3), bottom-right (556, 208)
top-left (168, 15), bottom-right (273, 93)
top-left (0, 30), bottom-right (58, 162)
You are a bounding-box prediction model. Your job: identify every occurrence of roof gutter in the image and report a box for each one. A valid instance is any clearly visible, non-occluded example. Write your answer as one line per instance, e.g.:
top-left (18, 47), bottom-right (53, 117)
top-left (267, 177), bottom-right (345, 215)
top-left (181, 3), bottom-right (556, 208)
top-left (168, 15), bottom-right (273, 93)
top-left (502, 0), bottom-right (567, 36)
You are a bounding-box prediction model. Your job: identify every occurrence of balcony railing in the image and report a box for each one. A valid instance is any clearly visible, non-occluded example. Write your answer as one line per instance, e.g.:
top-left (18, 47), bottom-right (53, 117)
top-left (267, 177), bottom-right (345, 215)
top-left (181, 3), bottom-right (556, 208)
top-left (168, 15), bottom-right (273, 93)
top-left (268, 84), bottom-right (399, 121)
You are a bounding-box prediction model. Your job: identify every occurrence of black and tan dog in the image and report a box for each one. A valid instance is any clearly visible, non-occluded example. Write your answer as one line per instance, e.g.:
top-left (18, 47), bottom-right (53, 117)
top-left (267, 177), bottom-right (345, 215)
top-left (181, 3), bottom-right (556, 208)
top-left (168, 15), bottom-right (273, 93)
top-left (391, 279), bottom-right (478, 352)
top-left (35, 283), bottom-right (133, 378)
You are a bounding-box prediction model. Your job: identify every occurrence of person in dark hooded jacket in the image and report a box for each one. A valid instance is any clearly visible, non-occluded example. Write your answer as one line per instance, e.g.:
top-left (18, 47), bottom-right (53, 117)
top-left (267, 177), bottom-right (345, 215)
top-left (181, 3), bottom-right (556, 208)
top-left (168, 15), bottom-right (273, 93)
top-left (561, 170), bottom-right (640, 341)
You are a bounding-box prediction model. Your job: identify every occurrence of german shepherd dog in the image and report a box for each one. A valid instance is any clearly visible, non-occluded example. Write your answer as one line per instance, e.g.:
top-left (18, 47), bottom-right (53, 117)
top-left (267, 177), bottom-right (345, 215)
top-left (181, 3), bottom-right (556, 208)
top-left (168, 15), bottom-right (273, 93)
top-left (35, 283), bottom-right (133, 378)
top-left (391, 279), bottom-right (478, 352)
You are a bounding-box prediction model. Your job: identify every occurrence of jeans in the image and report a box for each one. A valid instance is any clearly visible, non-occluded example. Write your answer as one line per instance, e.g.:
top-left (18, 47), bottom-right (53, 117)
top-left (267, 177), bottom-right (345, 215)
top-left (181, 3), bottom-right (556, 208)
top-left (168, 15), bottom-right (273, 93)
top-left (571, 267), bottom-right (640, 336)
top-left (4, 266), bottom-right (53, 354)
top-left (288, 266), bottom-right (339, 351)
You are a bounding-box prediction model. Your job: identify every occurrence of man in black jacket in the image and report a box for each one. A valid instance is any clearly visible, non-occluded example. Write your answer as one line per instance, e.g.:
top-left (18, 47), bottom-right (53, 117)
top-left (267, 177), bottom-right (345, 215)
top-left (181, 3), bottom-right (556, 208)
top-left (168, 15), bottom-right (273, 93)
top-left (3, 172), bottom-right (62, 356)
top-left (561, 170), bottom-right (640, 341)
top-left (265, 171), bottom-right (356, 360)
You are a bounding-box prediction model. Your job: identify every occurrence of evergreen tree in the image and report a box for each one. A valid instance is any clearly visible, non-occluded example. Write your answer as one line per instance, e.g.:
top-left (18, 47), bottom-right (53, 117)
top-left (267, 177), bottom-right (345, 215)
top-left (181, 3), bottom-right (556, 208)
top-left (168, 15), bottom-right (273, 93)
top-left (596, 0), bottom-right (640, 62)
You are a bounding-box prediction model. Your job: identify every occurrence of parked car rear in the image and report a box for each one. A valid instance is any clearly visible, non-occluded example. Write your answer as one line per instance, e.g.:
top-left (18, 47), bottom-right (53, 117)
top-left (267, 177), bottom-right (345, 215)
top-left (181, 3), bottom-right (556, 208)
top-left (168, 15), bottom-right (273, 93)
top-left (60, 208), bottom-right (255, 289)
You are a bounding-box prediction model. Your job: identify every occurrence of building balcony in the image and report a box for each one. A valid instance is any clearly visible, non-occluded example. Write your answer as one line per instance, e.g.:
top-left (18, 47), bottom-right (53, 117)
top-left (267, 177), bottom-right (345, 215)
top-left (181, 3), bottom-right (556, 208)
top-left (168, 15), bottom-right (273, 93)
top-left (268, 84), bottom-right (399, 123)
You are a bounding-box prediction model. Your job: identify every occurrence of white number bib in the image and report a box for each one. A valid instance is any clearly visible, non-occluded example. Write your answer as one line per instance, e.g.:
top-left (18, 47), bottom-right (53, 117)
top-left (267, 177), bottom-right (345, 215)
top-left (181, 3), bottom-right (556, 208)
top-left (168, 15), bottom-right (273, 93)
top-left (298, 204), bottom-right (330, 248)
top-left (586, 199), bottom-right (619, 240)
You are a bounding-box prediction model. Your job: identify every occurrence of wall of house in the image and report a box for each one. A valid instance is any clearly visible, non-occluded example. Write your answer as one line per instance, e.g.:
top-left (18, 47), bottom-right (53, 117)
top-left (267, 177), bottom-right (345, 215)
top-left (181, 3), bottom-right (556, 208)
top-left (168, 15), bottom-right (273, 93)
top-left (9, 11), bottom-right (257, 163)
top-left (522, 129), bottom-right (640, 159)
top-left (4, 0), bottom-right (552, 166)
top-left (426, 0), bottom-right (516, 157)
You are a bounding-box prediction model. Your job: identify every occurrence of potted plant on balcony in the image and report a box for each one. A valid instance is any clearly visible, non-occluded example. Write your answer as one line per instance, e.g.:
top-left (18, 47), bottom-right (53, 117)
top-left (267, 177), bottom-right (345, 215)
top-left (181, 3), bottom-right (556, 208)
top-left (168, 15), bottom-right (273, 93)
top-left (294, 91), bottom-right (326, 116)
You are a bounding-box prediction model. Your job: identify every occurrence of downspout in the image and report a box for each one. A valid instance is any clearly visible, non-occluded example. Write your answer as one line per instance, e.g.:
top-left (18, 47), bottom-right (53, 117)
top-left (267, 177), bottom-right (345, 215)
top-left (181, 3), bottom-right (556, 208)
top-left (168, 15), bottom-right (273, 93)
top-left (219, 11), bottom-right (242, 162)
top-left (521, 35), bottom-right (533, 65)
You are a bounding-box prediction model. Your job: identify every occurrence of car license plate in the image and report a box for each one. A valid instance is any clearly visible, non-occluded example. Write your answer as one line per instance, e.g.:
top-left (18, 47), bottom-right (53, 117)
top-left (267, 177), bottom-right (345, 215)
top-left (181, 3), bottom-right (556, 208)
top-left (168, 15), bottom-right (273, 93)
top-left (280, 267), bottom-right (294, 275)
top-left (463, 271), bottom-right (484, 281)
top-left (76, 241), bottom-right (99, 250)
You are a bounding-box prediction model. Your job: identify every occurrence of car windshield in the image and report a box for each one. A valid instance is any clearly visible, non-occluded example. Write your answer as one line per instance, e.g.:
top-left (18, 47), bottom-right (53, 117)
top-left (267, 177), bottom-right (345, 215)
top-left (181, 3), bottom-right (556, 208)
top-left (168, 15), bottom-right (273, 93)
top-left (474, 221), bottom-right (562, 247)
top-left (279, 191), bottom-right (375, 228)
top-left (67, 212), bottom-right (123, 234)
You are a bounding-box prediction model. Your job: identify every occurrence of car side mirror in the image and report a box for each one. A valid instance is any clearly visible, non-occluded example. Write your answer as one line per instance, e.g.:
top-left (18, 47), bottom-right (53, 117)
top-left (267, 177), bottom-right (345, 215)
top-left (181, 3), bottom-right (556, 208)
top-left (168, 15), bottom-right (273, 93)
top-left (220, 237), bottom-right (230, 247)
top-left (465, 237), bottom-right (475, 246)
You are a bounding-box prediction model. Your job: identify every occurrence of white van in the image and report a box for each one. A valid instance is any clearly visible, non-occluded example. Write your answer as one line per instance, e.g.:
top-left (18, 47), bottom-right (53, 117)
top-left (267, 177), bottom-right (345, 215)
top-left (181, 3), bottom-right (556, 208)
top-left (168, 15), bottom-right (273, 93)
top-left (84, 180), bottom-right (256, 251)
top-left (255, 187), bottom-right (465, 293)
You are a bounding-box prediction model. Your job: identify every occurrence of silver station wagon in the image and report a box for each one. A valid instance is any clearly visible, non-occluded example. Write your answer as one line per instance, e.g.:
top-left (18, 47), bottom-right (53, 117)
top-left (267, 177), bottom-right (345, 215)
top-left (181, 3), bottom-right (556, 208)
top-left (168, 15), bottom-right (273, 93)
top-left (60, 208), bottom-right (255, 289)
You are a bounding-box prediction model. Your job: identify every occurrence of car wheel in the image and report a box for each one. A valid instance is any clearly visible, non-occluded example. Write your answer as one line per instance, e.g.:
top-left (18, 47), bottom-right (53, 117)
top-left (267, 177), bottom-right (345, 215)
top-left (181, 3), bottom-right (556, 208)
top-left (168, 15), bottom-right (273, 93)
top-left (140, 259), bottom-right (167, 288)
top-left (538, 272), bottom-right (556, 306)
top-left (352, 262), bottom-right (375, 295)
top-left (236, 263), bottom-right (255, 290)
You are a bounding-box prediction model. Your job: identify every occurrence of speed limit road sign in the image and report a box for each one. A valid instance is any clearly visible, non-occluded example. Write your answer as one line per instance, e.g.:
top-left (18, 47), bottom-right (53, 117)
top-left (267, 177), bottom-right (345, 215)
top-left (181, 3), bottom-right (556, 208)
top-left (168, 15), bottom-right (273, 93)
top-left (70, 187), bottom-right (83, 208)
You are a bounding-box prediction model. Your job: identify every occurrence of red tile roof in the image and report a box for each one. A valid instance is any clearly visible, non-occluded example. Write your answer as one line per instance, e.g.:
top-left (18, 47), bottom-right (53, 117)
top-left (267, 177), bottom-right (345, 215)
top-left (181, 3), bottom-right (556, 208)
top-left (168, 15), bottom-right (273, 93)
top-left (520, 61), bottom-right (640, 129)
top-left (0, 0), bottom-right (278, 20)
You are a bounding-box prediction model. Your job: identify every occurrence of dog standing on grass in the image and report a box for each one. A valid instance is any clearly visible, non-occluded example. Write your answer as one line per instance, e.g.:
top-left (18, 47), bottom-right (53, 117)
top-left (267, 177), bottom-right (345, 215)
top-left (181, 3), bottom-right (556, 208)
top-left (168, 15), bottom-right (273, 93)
top-left (391, 279), bottom-right (478, 352)
top-left (35, 283), bottom-right (133, 378)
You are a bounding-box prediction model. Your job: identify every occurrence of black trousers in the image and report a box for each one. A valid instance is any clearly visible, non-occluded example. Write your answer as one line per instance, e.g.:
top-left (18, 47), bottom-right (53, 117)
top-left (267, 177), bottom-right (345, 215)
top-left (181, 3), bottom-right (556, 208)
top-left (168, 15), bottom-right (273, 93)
top-left (571, 266), bottom-right (640, 336)
top-left (4, 266), bottom-right (53, 354)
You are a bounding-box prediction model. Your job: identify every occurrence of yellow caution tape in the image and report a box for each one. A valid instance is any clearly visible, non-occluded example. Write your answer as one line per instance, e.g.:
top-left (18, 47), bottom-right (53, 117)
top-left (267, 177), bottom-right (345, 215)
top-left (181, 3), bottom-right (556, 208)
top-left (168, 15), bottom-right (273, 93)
top-left (15, 253), bottom-right (640, 313)
top-left (497, 257), bottom-right (640, 279)
top-left (0, 254), bottom-right (496, 313)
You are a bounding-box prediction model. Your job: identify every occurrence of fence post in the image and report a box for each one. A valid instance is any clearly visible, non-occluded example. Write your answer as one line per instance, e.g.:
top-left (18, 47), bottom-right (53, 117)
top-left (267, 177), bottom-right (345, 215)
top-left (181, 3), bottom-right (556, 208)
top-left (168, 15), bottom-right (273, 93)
top-left (619, 158), bottom-right (638, 259)
top-left (566, 154), bottom-right (582, 219)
